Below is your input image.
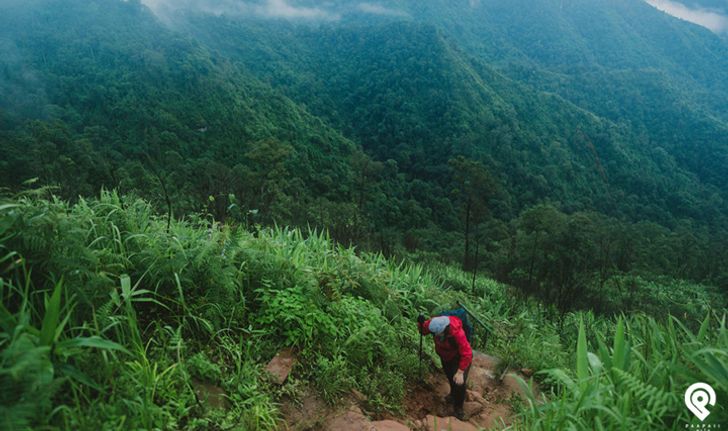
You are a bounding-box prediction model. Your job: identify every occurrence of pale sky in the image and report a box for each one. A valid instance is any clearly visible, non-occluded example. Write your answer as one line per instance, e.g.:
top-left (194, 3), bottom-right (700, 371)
top-left (645, 0), bottom-right (728, 33)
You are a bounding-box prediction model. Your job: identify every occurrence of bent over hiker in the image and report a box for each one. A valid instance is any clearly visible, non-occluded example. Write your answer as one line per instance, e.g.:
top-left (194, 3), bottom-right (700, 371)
top-left (418, 314), bottom-right (473, 420)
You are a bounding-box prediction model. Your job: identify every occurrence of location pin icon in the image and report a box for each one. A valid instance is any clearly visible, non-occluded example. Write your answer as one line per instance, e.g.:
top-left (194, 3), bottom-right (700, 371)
top-left (685, 383), bottom-right (716, 422)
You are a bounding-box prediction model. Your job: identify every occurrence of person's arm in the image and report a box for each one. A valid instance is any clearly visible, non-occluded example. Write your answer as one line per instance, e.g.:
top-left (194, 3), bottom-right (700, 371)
top-left (452, 323), bottom-right (473, 371)
top-left (418, 315), bottom-right (432, 335)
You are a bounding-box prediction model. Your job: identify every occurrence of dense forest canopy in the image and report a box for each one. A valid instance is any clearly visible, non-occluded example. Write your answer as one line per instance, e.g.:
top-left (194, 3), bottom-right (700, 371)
top-left (2, 0), bottom-right (727, 296)
top-left (1, 0), bottom-right (727, 429)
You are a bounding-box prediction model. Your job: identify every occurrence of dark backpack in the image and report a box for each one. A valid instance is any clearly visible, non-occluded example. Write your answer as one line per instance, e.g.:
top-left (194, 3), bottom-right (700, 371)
top-left (437, 308), bottom-right (473, 343)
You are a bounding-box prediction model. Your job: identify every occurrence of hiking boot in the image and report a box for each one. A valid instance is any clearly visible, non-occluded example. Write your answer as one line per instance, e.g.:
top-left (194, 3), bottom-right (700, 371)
top-left (454, 408), bottom-right (467, 421)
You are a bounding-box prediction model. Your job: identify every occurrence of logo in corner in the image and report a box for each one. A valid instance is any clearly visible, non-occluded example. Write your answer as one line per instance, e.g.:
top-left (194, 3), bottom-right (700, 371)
top-left (685, 382), bottom-right (716, 422)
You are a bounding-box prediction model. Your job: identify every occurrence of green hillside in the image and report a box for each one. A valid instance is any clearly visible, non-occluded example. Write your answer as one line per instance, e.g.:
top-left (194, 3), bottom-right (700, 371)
top-left (1, 1), bottom-right (727, 428)
top-left (0, 0), bottom-right (368, 228)
top-left (187, 15), bottom-right (726, 222)
top-left (0, 0), bottom-right (725, 293)
top-left (182, 13), bottom-right (728, 289)
top-left (0, 192), bottom-right (725, 429)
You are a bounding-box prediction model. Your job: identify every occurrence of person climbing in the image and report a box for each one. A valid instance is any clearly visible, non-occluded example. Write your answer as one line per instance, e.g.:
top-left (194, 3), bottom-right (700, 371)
top-left (418, 313), bottom-right (473, 420)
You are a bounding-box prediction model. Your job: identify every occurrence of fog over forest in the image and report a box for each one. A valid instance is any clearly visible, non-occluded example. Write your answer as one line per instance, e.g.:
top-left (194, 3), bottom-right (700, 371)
top-left (0, 0), bottom-right (726, 429)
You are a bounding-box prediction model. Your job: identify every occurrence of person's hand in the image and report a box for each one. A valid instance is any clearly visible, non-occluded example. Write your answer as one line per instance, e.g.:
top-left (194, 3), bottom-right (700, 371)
top-left (454, 369), bottom-right (465, 385)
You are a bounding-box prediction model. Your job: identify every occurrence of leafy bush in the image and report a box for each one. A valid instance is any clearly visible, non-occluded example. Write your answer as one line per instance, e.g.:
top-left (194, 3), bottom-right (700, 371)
top-left (1, 192), bottom-right (725, 429)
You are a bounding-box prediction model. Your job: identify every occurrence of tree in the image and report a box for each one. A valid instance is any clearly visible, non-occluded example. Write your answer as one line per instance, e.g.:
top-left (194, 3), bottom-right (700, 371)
top-left (243, 139), bottom-right (294, 223)
top-left (449, 156), bottom-right (496, 271)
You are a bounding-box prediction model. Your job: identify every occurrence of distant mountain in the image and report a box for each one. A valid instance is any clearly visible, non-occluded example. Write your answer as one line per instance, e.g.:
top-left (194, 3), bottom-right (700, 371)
top-left (182, 6), bottom-right (727, 224)
top-left (682, 0), bottom-right (728, 14)
top-left (337, 0), bottom-right (728, 191)
top-left (0, 0), bottom-right (365, 225)
top-left (1, 0), bottom-right (727, 270)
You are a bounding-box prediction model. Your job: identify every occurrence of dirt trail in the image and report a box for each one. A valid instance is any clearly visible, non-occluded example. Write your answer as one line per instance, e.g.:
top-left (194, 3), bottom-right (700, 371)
top-left (279, 351), bottom-right (539, 431)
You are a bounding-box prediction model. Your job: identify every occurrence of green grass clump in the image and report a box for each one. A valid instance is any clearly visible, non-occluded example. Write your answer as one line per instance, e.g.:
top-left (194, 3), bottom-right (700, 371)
top-left (1, 191), bottom-right (725, 430)
top-left (513, 313), bottom-right (727, 430)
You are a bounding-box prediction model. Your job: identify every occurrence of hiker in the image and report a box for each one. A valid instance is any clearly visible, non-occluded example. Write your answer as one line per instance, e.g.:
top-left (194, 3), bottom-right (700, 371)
top-left (418, 313), bottom-right (473, 420)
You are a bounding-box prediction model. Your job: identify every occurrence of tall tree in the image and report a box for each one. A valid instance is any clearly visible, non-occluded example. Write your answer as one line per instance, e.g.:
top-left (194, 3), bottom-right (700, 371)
top-left (449, 156), bottom-right (496, 271)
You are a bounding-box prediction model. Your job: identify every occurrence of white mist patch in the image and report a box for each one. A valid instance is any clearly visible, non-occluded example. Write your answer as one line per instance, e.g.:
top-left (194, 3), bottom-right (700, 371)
top-left (260, 0), bottom-right (336, 19)
top-left (140, 0), bottom-right (338, 20)
top-left (357, 2), bottom-right (408, 17)
top-left (645, 0), bottom-right (728, 33)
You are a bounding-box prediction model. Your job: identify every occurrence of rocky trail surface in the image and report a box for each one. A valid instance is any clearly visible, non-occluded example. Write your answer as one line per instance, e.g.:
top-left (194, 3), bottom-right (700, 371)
top-left (277, 351), bottom-right (539, 431)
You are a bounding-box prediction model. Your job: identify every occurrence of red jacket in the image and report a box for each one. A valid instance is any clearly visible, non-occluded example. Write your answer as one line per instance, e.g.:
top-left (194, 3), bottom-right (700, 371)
top-left (419, 316), bottom-right (473, 371)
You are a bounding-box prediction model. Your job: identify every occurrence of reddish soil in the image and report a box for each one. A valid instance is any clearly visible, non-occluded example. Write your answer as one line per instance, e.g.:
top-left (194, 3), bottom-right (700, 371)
top-left (277, 350), bottom-right (539, 431)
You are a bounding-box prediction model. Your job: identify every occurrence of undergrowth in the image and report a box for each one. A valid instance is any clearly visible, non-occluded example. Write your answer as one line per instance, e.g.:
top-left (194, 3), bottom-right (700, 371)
top-left (0, 191), bottom-right (725, 430)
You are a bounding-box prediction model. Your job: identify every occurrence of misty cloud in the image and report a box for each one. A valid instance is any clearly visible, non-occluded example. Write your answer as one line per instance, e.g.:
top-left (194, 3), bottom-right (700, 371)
top-left (0, 39), bottom-right (48, 118)
top-left (645, 0), bottom-right (728, 33)
top-left (141, 0), bottom-right (338, 21)
top-left (258, 0), bottom-right (336, 19)
top-left (356, 3), bottom-right (408, 17)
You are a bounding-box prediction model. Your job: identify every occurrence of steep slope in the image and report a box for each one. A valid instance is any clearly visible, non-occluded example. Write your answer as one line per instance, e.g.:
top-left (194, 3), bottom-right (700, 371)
top-left (185, 16), bottom-right (726, 225)
top-left (1, 193), bottom-right (725, 429)
top-left (373, 0), bottom-right (728, 192)
top-left (266, 0), bottom-right (728, 195)
top-left (0, 0), bottom-right (363, 225)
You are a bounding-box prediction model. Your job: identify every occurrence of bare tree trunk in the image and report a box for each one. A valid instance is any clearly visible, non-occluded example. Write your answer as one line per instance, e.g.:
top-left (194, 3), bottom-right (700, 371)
top-left (463, 197), bottom-right (472, 270)
top-left (471, 239), bottom-right (480, 293)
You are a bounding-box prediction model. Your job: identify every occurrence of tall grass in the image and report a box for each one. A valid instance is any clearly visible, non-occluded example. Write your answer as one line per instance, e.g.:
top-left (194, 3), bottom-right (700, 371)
top-left (514, 313), bottom-right (727, 430)
top-left (1, 191), bottom-right (725, 430)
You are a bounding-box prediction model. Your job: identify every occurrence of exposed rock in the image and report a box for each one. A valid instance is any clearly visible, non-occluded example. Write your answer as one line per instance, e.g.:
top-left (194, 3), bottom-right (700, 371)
top-left (467, 366), bottom-right (496, 394)
top-left (326, 406), bottom-right (372, 431)
top-left (476, 404), bottom-right (511, 429)
top-left (191, 379), bottom-right (230, 410)
top-left (352, 389), bottom-right (368, 403)
top-left (279, 386), bottom-right (330, 431)
top-left (423, 415), bottom-right (479, 431)
top-left (265, 348), bottom-right (297, 385)
top-left (502, 372), bottom-right (538, 401)
top-left (471, 351), bottom-right (500, 370)
top-left (428, 374), bottom-right (451, 398)
top-left (463, 401), bottom-right (484, 417)
top-left (325, 407), bottom-right (412, 431)
top-left (370, 419), bottom-right (411, 431)
top-left (284, 350), bottom-right (537, 431)
top-left (465, 389), bottom-right (487, 405)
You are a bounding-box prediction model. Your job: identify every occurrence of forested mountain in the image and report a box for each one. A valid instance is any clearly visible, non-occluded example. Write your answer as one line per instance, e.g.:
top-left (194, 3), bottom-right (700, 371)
top-left (1, 0), bottom-right (727, 291)
top-left (186, 15), bottom-right (726, 224)
top-left (0, 0), bottom-right (367, 226)
top-left (1, 1), bottom-right (727, 429)
top-left (331, 0), bottom-right (728, 195)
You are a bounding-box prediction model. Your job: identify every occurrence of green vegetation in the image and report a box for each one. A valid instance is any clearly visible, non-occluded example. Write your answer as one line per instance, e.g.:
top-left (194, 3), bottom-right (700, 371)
top-left (516, 314), bottom-right (728, 430)
top-left (2, 0), bottom-right (727, 299)
top-left (1, 0), bottom-right (727, 429)
top-left (1, 192), bottom-right (725, 429)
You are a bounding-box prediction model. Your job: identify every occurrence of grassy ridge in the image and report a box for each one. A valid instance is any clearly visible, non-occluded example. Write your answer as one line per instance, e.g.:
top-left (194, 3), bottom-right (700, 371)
top-left (0, 192), bottom-right (725, 429)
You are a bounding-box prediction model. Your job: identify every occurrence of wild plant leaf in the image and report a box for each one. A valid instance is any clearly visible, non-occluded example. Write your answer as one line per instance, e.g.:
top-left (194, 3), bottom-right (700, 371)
top-left (120, 274), bottom-right (132, 299)
top-left (541, 368), bottom-right (577, 393)
top-left (57, 363), bottom-right (101, 391)
top-left (613, 317), bottom-right (627, 371)
top-left (39, 282), bottom-right (63, 346)
top-left (56, 336), bottom-right (129, 354)
top-left (692, 348), bottom-right (728, 390)
top-left (698, 312), bottom-right (711, 341)
top-left (587, 352), bottom-right (603, 375)
top-left (596, 334), bottom-right (612, 370)
top-left (577, 318), bottom-right (588, 382)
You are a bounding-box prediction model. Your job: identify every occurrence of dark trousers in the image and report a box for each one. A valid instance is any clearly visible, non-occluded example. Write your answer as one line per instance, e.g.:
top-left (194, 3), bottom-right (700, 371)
top-left (442, 357), bottom-right (470, 411)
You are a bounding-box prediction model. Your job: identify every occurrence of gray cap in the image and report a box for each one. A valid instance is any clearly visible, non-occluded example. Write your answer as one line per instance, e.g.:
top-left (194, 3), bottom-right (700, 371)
top-left (428, 316), bottom-right (450, 335)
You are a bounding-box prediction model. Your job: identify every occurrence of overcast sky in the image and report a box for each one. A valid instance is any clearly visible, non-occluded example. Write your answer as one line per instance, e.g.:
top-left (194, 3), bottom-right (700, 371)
top-left (140, 0), bottom-right (728, 34)
top-left (645, 0), bottom-right (728, 33)
top-left (140, 0), bottom-right (410, 20)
